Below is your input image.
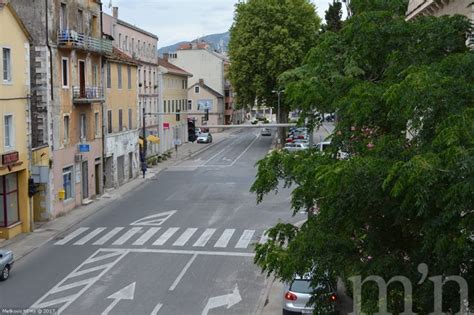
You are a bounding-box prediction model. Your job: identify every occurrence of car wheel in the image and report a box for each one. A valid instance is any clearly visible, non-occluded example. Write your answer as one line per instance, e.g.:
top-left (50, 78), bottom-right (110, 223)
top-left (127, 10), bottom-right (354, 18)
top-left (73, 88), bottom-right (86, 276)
top-left (0, 265), bottom-right (10, 281)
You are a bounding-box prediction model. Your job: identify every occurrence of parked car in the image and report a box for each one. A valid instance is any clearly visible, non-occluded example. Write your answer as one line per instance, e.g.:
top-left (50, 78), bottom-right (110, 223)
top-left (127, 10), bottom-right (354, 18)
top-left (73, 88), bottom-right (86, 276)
top-left (195, 127), bottom-right (202, 136)
top-left (197, 133), bottom-right (213, 143)
top-left (283, 275), bottom-right (337, 315)
top-left (261, 128), bottom-right (272, 136)
top-left (284, 142), bottom-right (309, 152)
top-left (314, 141), bottom-right (331, 152)
top-left (293, 139), bottom-right (309, 145)
top-left (0, 249), bottom-right (14, 281)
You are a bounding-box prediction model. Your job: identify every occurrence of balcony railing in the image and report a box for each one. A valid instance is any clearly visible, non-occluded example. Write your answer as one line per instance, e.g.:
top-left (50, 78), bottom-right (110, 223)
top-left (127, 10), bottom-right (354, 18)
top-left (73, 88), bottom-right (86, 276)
top-left (467, 33), bottom-right (474, 50)
top-left (72, 86), bottom-right (104, 103)
top-left (58, 30), bottom-right (112, 54)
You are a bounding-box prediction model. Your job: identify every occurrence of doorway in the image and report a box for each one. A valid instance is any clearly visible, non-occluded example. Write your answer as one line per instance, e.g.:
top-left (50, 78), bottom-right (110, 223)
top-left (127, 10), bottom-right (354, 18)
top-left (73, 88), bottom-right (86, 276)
top-left (128, 152), bottom-right (133, 179)
top-left (95, 162), bottom-right (101, 196)
top-left (79, 60), bottom-right (86, 98)
top-left (82, 160), bottom-right (88, 200)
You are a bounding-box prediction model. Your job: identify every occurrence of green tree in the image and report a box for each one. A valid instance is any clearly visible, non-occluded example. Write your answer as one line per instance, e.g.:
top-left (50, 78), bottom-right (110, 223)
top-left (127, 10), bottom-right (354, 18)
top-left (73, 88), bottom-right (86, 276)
top-left (228, 0), bottom-right (320, 142)
top-left (251, 7), bottom-right (473, 314)
top-left (323, 0), bottom-right (343, 33)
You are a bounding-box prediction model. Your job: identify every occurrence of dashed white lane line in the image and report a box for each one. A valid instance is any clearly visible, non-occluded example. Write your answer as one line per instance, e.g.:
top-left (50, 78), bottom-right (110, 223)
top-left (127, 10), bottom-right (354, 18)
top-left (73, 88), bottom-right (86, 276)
top-left (55, 227), bottom-right (90, 245)
top-left (151, 303), bottom-right (163, 315)
top-left (235, 229), bottom-right (255, 249)
top-left (93, 227), bottom-right (124, 245)
top-left (173, 228), bottom-right (198, 246)
top-left (153, 227), bottom-right (179, 246)
top-left (169, 253), bottom-right (198, 291)
top-left (193, 228), bottom-right (217, 247)
top-left (133, 227), bottom-right (161, 246)
top-left (112, 227), bottom-right (142, 245)
top-left (74, 227), bottom-right (106, 245)
top-left (214, 229), bottom-right (235, 248)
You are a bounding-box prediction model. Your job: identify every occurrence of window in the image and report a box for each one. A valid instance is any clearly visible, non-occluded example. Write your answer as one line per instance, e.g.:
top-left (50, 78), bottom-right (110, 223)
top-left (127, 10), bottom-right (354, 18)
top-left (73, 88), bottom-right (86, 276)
top-left (117, 64), bottom-right (122, 89)
top-left (62, 167), bottom-right (73, 201)
top-left (188, 100), bottom-right (192, 111)
top-left (80, 113), bottom-right (87, 140)
top-left (132, 38), bottom-right (135, 54)
top-left (138, 40), bottom-right (141, 55)
top-left (94, 112), bottom-right (99, 137)
top-left (128, 108), bottom-right (133, 129)
top-left (77, 10), bottom-right (84, 33)
top-left (60, 3), bottom-right (67, 31)
top-left (3, 48), bottom-right (12, 82)
top-left (127, 66), bottom-right (131, 89)
top-left (144, 70), bottom-right (147, 89)
top-left (106, 63), bottom-right (111, 88)
top-left (172, 100), bottom-right (175, 113)
top-left (92, 64), bottom-right (98, 87)
top-left (125, 36), bottom-right (128, 51)
top-left (118, 109), bottom-right (123, 131)
top-left (4, 115), bottom-right (13, 149)
top-left (61, 57), bottom-right (69, 87)
top-left (107, 110), bottom-right (112, 134)
top-left (195, 86), bottom-right (200, 94)
top-left (112, 24), bottom-right (116, 38)
top-left (119, 33), bottom-right (122, 49)
top-left (63, 115), bottom-right (70, 144)
top-left (0, 173), bottom-right (20, 227)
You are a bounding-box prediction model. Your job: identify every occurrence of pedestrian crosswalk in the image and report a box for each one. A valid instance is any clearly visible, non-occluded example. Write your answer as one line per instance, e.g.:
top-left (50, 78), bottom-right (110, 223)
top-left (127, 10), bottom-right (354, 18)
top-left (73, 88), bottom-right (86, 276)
top-left (54, 226), bottom-right (269, 250)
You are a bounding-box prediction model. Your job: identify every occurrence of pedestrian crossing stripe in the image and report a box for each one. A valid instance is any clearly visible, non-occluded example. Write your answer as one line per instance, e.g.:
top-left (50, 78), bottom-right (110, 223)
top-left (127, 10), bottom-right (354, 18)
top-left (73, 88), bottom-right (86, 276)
top-left (54, 226), bottom-right (269, 249)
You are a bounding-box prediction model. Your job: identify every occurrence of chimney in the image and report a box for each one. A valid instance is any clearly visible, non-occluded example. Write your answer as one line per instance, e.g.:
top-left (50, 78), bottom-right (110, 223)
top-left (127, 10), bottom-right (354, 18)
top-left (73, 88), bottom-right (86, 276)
top-left (163, 53), bottom-right (169, 61)
top-left (0, 0), bottom-right (7, 8)
top-left (112, 7), bottom-right (118, 19)
top-left (199, 79), bottom-right (204, 85)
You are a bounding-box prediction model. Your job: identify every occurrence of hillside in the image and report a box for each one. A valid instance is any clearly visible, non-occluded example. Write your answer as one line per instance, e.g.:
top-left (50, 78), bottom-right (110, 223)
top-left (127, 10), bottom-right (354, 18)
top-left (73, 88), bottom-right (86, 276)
top-left (158, 31), bottom-right (230, 55)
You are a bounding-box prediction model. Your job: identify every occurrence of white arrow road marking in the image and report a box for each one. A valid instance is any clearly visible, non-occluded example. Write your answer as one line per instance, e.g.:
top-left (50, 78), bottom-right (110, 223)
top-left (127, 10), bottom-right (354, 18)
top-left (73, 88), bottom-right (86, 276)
top-left (201, 285), bottom-right (242, 315)
top-left (102, 282), bottom-right (136, 315)
top-left (130, 210), bottom-right (177, 226)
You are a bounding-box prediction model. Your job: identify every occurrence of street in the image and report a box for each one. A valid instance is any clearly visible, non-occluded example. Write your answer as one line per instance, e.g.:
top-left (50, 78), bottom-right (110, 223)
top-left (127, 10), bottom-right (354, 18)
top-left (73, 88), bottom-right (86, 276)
top-left (0, 129), bottom-right (306, 315)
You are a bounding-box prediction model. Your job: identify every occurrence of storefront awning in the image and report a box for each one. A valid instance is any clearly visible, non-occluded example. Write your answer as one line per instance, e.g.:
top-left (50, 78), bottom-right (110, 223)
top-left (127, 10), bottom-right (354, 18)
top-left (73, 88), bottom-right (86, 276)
top-left (147, 135), bottom-right (160, 144)
top-left (138, 138), bottom-right (144, 146)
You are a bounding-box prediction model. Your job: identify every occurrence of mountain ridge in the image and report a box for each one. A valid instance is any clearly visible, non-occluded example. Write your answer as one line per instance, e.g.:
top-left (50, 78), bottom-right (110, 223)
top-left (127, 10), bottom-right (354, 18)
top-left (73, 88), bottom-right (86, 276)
top-left (158, 31), bottom-right (230, 56)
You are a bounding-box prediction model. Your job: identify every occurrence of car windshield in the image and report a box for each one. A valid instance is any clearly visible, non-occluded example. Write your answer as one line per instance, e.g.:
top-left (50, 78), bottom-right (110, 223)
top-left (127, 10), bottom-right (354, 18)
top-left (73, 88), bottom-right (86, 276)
top-left (290, 279), bottom-right (313, 294)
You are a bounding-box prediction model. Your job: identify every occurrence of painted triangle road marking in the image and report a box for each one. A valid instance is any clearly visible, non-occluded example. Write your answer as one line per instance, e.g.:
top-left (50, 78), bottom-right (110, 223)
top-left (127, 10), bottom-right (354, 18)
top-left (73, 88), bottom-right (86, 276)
top-left (130, 210), bottom-right (177, 226)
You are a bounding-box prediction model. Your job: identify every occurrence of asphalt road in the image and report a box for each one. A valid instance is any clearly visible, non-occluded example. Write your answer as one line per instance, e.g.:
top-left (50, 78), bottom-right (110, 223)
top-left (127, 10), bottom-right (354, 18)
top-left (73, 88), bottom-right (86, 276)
top-left (0, 129), bottom-right (306, 315)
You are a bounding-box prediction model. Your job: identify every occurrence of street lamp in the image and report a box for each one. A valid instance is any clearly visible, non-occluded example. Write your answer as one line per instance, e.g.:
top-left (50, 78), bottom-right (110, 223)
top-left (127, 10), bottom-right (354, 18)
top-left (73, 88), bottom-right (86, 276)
top-left (272, 89), bottom-right (284, 123)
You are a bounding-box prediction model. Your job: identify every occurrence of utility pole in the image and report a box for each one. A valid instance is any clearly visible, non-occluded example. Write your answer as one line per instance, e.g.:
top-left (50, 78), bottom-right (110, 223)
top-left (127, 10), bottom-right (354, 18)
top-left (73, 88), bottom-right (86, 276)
top-left (141, 107), bottom-right (147, 178)
top-left (272, 89), bottom-right (284, 148)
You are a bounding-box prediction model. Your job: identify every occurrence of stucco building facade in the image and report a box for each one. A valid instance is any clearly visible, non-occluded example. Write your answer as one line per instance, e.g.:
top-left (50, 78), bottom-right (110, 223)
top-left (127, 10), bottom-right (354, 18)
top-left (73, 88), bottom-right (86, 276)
top-left (0, 2), bottom-right (31, 239)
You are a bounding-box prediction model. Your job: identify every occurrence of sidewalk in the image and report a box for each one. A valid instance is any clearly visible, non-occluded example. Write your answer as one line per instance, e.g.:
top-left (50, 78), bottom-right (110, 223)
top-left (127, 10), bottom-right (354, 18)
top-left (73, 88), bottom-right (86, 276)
top-left (0, 128), bottom-right (239, 262)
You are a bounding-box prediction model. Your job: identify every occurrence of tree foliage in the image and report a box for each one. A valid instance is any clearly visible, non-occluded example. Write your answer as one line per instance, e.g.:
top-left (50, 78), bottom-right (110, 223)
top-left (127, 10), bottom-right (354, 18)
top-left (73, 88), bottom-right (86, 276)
top-left (228, 0), bottom-right (320, 111)
top-left (322, 0), bottom-right (343, 33)
top-left (251, 5), bottom-right (473, 314)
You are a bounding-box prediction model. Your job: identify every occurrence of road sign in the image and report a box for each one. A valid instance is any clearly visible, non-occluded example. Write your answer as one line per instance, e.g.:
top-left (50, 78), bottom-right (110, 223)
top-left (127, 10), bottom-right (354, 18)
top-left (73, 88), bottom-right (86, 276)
top-left (79, 144), bottom-right (90, 152)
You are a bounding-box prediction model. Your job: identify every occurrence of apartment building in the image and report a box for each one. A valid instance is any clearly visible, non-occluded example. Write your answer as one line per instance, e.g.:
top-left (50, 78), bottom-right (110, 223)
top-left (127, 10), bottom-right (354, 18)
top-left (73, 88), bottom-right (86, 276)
top-left (0, 1), bottom-right (31, 239)
top-left (103, 48), bottom-right (140, 189)
top-left (103, 8), bottom-right (161, 159)
top-left (158, 57), bottom-right (191, 152)
top-left (406, 0), bottom-right (473, 47)
top-left (11, 0), bottom-right (112, 219)
top-left (187, 79), bottom-right (225, 132)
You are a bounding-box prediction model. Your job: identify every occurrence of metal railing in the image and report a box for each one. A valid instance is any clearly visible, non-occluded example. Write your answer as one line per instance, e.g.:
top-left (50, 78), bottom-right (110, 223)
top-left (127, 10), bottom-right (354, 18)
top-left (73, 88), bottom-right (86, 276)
top-left (58, 30), bottom-right (112, 54)
top-left (72, 86), bottom-right (104, 103)
top-left (467, 33), bottom-right (474, 50)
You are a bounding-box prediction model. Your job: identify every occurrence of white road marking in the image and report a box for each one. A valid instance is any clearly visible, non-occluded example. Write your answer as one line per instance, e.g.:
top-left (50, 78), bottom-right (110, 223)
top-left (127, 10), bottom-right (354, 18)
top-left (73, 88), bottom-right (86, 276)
top-left (74, 227), bottom-right (106, 245)
top-left (93, 227), bottom-right (124, 245)
top-left (214, 229), bottom-right (235, 248)
top-left (235, 230), bottom-right (255, 249)
top-left (112, 227), bottom-right (142, 245)
top-left (130, 210), bottom-right (177, 226)
top-left (30, 249), bottom-right (129, 314)
top-left (169, 253), bottom-right (198, 291)
top-left (173, 228), bottom-right (198, 246)
top-left (230, 134), bottom-right (259, 166)
top-left (133, 227), bottom-right (161, 246)
top-left (202, 285), bottom-right (242, 315)
top-left (54, 227), bottom-right (89, 245)
top-left (193, 228), bottom-right (217, 247)
top-left (203, 148), bottom-right (227, 165)
top-left (113, 248), bottom-right (255, 257)
top-left (102, 282), bottom-right (136, 315)
top-left (151, 303), bottom-right (163, 315)
top-left (153, 227), bottom-right (179, 246)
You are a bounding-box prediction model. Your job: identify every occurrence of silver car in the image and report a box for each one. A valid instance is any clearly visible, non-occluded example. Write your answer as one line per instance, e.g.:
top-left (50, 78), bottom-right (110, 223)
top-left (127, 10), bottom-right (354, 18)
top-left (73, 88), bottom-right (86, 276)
top-left (284, 142), bottom-right (309, 152)
top-left (0, 249), bottom-right (14, 281)
top-left (282, 276), bottom-right (337, 314)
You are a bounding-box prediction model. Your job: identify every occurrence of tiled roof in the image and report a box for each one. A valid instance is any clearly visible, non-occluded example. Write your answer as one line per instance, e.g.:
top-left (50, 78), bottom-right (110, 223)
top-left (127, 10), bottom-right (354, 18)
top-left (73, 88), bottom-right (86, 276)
top-left (158, 58), bottom-right (192, 77)
top-left (107, 48), bottom-right (140, 66)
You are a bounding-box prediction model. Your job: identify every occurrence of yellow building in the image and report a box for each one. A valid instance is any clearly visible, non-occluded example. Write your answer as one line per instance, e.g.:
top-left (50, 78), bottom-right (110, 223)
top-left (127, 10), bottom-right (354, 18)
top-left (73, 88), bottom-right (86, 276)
top-left (0, 2), bottom-right (31, 239)
top-left (158, 57), bottom-right (192, 152)
top-left (104, 48), bottom-right (140, 188)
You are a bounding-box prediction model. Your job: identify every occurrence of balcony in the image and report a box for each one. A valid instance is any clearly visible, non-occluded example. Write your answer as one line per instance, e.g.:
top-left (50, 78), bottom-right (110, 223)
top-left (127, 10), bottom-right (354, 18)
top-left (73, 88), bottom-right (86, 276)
top-left (467, 33), bottom-right (474, 50)
top-left (72, 86), bottom-right (104, 104)
top-left (58, 30), bottom-right (112, 55)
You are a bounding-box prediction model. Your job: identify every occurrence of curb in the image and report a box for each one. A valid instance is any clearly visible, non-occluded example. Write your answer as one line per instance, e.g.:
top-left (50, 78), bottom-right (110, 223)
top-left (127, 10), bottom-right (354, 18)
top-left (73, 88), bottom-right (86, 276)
top-left (256, 275), bottom-right (276, 314)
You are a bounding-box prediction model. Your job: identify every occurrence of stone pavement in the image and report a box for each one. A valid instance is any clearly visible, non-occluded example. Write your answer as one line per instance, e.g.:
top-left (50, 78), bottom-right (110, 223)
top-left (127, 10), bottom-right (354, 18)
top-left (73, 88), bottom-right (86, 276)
top-left (0, 128), bottom-right (240, 261)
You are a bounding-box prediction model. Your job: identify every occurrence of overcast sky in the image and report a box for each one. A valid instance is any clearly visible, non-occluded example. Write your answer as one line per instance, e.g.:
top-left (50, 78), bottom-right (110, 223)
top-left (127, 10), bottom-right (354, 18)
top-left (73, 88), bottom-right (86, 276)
top-left (103, 0), bottom-right (344, 48)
